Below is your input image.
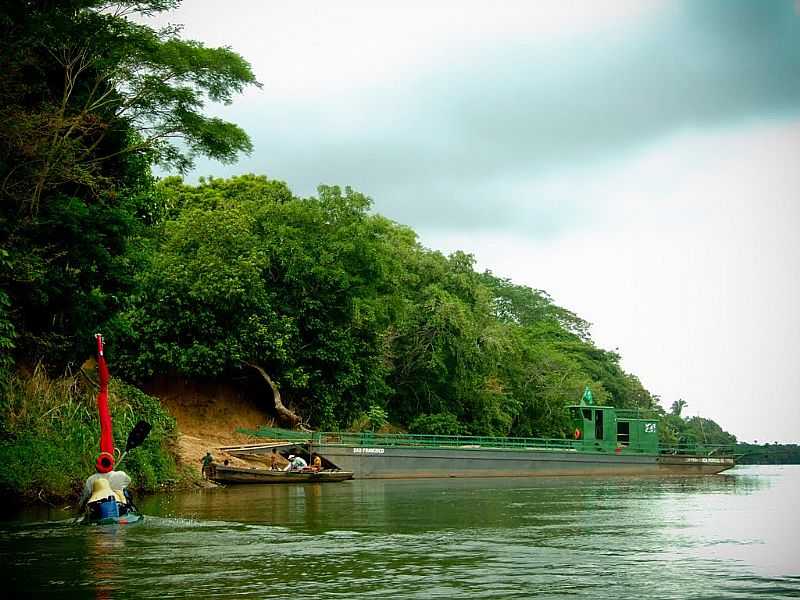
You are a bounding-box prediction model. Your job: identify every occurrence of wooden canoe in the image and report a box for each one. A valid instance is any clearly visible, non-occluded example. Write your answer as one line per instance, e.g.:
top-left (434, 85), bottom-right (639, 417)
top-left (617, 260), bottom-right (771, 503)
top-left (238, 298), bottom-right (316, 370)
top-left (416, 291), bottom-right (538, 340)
top-left (210, 465), bottom-right (354, 484)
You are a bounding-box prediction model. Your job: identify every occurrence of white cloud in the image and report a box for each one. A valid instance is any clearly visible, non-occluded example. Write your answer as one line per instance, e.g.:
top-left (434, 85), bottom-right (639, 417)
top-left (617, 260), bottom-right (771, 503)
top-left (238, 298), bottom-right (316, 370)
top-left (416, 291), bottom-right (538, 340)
top-left (168, 0), bottom-right (800, 237)
top-left (142, 2), bottom-right (800, 442)
top-left (424, 120), bottom-right (800, 443)
top-left (146, 1), bottom-right (668, 99)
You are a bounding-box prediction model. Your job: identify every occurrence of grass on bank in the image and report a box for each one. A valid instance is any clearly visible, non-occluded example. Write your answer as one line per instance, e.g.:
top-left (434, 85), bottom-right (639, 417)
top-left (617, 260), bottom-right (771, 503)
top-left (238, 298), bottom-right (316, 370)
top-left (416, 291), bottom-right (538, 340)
top-left (0, 365), bottom-right (179, 503)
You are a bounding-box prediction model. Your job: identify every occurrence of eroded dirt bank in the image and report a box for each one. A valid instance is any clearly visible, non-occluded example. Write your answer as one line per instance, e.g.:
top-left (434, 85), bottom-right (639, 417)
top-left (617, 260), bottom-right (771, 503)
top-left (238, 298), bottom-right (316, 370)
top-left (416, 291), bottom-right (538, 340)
top-left (142, 377), bottom-right (275, 474)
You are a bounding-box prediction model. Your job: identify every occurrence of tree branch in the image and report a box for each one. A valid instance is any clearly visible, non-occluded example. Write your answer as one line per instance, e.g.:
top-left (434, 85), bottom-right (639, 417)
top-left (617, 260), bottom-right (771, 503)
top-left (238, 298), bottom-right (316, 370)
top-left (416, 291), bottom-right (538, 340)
top-left (243, 361), bottom-right (304, 430)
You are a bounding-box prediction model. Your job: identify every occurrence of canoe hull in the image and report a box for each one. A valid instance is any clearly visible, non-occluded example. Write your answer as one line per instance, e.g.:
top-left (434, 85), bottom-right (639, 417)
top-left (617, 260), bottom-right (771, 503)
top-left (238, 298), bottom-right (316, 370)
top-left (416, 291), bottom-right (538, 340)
top-left (211, 465), bottom-right (354, 484)
top-left (90, 513), bottom-right (144, 525)
top-left (84, 506), bottom-right (144, 525)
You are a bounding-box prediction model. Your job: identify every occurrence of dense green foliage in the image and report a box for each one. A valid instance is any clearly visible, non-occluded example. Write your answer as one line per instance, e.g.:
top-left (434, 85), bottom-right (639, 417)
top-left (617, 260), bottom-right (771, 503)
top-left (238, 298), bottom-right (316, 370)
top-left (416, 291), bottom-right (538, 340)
top-left (0, 1), bottom-right (256, 500)
top-left (0, 1), bottom-right (768, 504)
top-left (658, 399), bottom-right (737, 447)
top-left (0, 366), bottom-right (177, 502)
top-left (737, 443), bottom-right (800, 465)
top-left (0, 0), bottom-right (258, 366)
top-left (111, 175), bottom-right (662, 437)
top-left (0, 250), bottom-right (15, 378)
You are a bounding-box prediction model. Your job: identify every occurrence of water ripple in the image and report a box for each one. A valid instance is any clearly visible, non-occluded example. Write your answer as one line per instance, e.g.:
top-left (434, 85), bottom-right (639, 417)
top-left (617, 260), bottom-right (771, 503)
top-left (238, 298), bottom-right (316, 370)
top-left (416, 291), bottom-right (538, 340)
top-left (0, 466), bottom-right (798, 598)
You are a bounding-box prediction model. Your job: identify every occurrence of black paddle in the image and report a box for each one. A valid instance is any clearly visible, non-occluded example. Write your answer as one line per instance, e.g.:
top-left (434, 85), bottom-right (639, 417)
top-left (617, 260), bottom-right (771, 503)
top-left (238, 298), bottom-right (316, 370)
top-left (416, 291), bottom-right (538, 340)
top-left (126, 420), bottom-right (152, 452)
top-left (116, 420), bottom-right (152, 467)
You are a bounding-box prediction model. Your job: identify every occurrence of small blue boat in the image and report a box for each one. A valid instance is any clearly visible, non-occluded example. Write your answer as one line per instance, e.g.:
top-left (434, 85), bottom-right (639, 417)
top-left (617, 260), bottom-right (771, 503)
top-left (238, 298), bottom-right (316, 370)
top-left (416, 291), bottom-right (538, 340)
top-left (84, 504), bottom-right (144, 526)
top-left (82, 476), bottom-right (144, 525)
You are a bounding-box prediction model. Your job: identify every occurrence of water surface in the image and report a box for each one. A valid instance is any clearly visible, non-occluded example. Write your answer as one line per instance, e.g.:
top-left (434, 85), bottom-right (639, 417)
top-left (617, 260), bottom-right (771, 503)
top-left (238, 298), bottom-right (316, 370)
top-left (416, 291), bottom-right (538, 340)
top-left (2, 465), bottom-right (799, 599)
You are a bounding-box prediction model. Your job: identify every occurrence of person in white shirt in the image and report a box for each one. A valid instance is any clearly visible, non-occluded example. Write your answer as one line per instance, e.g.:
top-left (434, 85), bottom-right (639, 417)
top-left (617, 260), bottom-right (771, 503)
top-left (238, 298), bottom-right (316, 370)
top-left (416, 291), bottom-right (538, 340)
top-left (283, 454), bottom-right (308, 471)
top-left (79, 470), bottom-right (131, 510)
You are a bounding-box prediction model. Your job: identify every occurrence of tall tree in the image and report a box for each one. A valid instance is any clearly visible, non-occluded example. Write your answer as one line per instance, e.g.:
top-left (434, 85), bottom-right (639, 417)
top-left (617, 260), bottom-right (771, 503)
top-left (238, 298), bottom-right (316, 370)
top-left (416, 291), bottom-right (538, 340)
top-left (113, 178), bottom-right (410, 428)
top-left (0, 0), bottom-right (258, 365)
top-left (115, 176), bottom-right (666, 435)
top-left (0, 0), bottom-right (258, 212)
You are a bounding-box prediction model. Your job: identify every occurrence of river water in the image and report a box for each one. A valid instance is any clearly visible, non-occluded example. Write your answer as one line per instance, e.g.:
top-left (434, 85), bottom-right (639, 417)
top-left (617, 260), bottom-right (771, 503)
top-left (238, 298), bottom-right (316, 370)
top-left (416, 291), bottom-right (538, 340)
top-left (1, 465), bottom-right (798, 599)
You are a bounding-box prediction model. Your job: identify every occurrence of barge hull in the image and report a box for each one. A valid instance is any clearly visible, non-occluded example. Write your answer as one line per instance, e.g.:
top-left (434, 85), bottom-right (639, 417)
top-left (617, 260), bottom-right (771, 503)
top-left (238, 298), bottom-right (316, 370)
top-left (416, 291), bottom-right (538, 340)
top-left (314, 445), bottom-right (735, 478)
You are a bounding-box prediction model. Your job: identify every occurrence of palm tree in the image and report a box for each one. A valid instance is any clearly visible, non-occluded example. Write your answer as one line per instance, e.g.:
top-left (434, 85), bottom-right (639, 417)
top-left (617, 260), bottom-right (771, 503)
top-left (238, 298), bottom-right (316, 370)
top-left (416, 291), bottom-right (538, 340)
top-left (670, 399), bottom-right (687, 417)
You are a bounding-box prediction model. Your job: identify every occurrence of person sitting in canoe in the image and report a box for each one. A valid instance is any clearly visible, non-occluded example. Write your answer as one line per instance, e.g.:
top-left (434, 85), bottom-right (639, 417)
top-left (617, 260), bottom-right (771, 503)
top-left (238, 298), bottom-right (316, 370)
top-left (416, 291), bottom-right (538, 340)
top-left (284, 454), bottom-right (308, 471)
top-left (310, 453), bottom-right (322, 471)
top-left (79, 470), bottom-right (132, 516)
top-left (270, 448), bottom-right (280, 470)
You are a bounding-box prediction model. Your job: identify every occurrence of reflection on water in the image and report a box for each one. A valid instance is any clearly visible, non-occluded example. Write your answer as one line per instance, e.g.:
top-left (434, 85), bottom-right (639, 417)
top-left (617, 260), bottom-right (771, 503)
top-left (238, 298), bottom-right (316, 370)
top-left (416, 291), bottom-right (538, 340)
top-left (87, 526), bottom-right (127, 600)
top-left (0, 466), bottom-right (798, 599)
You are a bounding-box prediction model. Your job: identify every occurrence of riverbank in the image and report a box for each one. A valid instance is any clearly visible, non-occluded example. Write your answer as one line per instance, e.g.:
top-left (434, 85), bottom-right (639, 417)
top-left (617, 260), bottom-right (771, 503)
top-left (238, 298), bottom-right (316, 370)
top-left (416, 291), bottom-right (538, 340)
top-left (0, 368), bottom-right (180, 504)
top-left (0, 369), bottom-right (279, 505)
top-left (142, 376), bottom-right (278, 472)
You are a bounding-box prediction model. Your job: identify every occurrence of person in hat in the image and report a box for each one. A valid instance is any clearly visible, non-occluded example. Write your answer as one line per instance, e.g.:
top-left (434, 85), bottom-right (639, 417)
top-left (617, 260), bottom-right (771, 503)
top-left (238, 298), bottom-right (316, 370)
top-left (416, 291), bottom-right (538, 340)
top-left (79, 470), bottom-right (131, 512)
top-left (201, 452), bottom-right (214, 479)
top-left (85, 477), bottom-right (133, 520)
top-left (88, 478), bottom-right (114, 504)
top-left (283, 454), bottom-right (307, 472)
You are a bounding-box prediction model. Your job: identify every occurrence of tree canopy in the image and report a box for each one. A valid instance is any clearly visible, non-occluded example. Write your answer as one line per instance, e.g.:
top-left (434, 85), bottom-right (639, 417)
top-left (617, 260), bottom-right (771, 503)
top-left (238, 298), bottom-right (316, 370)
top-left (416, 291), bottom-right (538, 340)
top-left (0, 0), bottom-right (258, 365)
top-left (110, 175), bottom-right (665, 436)
top-left (0, 1), bottom-right (744, 450)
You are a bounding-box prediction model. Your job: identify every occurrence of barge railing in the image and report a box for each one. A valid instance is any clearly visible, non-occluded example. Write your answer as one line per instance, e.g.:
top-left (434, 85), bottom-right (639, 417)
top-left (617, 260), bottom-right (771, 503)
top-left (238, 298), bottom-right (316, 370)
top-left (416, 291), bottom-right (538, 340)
top-left (249, 426), bottom-right (737, 457)
top-left (314, 431), bottom-right (581, 451)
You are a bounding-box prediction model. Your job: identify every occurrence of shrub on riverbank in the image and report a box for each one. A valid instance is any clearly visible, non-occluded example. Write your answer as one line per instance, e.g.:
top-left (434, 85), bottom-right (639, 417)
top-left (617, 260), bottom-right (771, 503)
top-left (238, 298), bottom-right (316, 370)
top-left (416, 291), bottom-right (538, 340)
top-left (0, 367), bottom-right (178, 503)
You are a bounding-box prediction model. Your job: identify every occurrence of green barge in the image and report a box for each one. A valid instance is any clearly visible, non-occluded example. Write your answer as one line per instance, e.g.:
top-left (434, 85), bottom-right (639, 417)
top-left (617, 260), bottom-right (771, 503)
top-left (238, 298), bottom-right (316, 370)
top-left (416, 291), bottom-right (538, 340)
top-left (246, 394), bottom-right (737, 479)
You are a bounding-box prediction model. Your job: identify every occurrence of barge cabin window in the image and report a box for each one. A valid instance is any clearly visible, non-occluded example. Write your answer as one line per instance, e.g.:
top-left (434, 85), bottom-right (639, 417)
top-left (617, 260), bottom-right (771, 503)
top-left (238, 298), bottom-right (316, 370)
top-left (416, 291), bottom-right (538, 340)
top-left (617, 421), bottom-right (630, 446)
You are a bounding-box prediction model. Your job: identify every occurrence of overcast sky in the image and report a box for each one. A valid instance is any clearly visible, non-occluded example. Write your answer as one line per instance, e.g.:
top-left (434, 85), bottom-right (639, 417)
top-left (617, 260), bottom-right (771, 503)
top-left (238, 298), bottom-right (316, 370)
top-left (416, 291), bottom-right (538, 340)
top-left (149, 1), bottom-right (800, 443)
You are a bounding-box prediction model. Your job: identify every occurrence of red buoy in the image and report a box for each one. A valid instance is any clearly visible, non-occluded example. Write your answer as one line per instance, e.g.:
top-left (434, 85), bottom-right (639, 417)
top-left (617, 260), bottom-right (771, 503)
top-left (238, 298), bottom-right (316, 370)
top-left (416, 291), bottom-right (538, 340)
top-left (95, 334), bottom-right (115, 473)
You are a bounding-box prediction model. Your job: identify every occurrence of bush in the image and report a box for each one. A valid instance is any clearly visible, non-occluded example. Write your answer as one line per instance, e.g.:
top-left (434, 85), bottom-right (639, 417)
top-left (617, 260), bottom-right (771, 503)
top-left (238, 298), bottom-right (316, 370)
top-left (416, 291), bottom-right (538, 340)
top-left (0, 366), bottom-right (178, 503)
top-left (366, 405), bottom-right (388, 431)
top-left (409, 412), bottom-right (467, 436)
